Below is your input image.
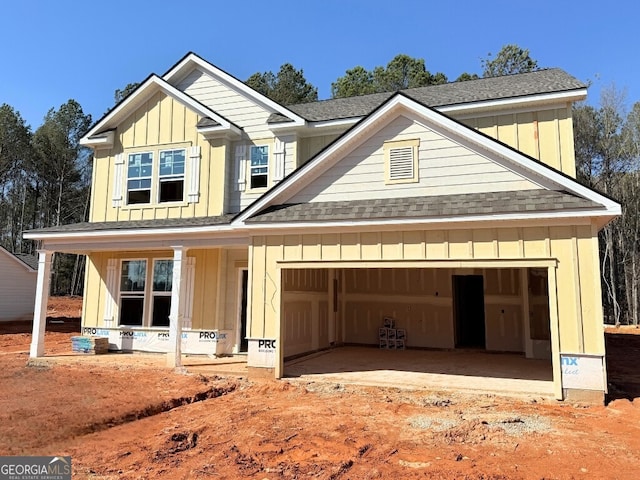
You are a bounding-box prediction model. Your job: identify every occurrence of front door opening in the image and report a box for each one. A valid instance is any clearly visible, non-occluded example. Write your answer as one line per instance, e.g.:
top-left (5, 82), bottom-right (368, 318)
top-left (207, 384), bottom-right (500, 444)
top-left (453, 275), bottom-right (486, 348)
top-left (239, 270), bottom-right (249, 353)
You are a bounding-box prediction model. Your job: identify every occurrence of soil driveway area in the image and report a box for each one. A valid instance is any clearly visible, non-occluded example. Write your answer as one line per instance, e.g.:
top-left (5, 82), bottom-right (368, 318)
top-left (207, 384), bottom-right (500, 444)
top-left (1, 297), bottom-right (640, 479)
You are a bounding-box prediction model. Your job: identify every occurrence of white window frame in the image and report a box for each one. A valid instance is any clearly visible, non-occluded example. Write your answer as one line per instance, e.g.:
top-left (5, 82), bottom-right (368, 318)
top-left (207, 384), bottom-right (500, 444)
top-left (126, 152), bottom-right (153, 204)
top-left (150, 258), bottom-right (173, 327)
top-left (118, 258), bottom-right (148, 326)
top-left (384, 139), bottom-right (420, 184)
top-left (249, 144), bottom-right (269, 189)
top-left (118, 258), bottom-right (177, 328)
top-left (157, 148), bottom-right (186, 203)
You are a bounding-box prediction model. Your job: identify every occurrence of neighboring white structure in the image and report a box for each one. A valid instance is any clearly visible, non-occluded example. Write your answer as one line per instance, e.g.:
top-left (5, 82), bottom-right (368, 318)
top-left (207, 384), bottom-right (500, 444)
top-left (0, 246), bottom-right (38, 322)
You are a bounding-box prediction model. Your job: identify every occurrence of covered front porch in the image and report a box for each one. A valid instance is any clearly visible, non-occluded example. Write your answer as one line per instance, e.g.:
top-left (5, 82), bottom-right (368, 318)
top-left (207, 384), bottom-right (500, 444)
top-left (24, 220), bottom-right (249, 367)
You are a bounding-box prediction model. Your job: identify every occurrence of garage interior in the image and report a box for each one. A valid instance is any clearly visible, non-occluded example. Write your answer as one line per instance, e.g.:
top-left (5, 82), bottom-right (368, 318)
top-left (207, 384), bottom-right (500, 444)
top-left (281, 266), bottom-right (554, 395)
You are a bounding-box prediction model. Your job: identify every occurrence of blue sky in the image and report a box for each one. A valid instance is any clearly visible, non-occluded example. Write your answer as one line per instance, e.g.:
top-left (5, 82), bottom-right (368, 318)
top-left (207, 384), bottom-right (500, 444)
top-left (2, 0), bottom-right (639, 129)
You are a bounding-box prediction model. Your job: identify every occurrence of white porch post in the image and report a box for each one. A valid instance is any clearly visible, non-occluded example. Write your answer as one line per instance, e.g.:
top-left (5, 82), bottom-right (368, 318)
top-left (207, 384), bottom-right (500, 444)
top-left (167, 246), bottom-right (187, 368)
top-left (30, 250), bottom-right (53, 358)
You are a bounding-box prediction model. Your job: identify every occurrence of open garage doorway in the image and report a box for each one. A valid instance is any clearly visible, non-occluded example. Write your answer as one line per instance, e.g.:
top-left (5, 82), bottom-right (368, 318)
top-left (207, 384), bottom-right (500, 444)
top-left (280, 266), bottom-right (554, 396)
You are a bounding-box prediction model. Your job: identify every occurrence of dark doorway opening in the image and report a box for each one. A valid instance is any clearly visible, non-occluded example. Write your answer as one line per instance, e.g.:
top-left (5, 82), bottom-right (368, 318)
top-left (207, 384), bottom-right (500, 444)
top-left (453, 275), bottom-right (486, 348)
top-left (239, 270), bottom-right (249, 353)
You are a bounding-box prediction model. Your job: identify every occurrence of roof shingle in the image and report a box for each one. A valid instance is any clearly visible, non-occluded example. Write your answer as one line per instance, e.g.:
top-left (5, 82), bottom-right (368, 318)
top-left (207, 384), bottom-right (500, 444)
top-left (246, 190), bottom-right (601, 223)
top-left (27, 214), bottom-right (234, 234)
top-left (268, 68), bottom-right (586, 123)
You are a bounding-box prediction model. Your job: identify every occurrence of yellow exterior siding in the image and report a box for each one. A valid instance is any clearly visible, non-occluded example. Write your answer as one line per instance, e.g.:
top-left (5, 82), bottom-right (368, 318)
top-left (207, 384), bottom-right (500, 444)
top-left (89, 91), bottom-right (227, 222)
top-left (457, 105), bottom-right (577, 178)
top-left (83, 248), bottom-right (229, 331)
top-left (190, 249), bottom-right (220, 330)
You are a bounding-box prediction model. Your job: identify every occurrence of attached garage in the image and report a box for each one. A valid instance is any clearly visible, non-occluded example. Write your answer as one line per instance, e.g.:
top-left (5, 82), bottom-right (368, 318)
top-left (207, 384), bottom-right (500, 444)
top-left (277, 263), bottom-right (554, 395)
top-left (281, 266), bottom-right (552, 356)
top-left (236, 94), bottom-right (619, 402)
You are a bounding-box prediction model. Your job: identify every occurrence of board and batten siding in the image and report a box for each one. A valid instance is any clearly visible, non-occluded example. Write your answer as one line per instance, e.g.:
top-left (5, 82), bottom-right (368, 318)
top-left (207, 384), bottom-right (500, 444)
top-left (250, 224), bottom-right (604, 360)
top-left (0, 252), bottom-right (36, 321)
top-left (83, 248), bottom-right (224, 331)
top-left (455, 106), bottom-right (577, 178)
top-left (287, 115), bottom-right (541, 204)
top-left (89, 91), bottom-right (229, 222)
top-left (177, 69), bottom-right (275, 137)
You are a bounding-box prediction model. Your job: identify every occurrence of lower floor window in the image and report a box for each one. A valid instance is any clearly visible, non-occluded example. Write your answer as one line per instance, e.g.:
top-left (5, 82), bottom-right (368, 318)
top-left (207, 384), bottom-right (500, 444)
top-left (119, 259), bottom-right (173, 327)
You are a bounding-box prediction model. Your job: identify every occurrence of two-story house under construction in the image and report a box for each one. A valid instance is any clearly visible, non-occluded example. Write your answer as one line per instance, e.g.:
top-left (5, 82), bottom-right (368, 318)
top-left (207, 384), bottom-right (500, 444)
top-left (25, 53), bottom-right (620, 402)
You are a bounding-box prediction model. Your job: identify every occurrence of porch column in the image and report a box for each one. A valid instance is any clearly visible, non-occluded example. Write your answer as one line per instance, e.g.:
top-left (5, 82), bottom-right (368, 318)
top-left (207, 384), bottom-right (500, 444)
top-left (30, 250), bottom-right (53, 358)
top-left (167, 246), bottom-right (187, 368)
top-left (548, 265), bottom-right (563, 400)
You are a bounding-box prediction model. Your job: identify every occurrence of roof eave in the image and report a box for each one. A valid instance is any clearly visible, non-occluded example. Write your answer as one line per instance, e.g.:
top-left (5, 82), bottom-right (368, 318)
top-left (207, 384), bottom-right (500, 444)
top-left (241, 207), bottom-right (617, 231)
top-left (438, 88), bottom-right (588, 117)
top-left (197, 123), bottom-right (242, 140)
top-left (79, 130), bottom-right (115, 149)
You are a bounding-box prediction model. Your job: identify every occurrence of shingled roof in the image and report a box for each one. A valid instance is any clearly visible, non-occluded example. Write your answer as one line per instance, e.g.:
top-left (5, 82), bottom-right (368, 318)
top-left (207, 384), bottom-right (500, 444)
top-left (12, 252), bottom-right (38, 270)
top-left (268, 68), bottom-right (586, 123)
top-left (246, 190), bottom-right (602, 223)
top-left (27, 214), bottom-right (234, 234)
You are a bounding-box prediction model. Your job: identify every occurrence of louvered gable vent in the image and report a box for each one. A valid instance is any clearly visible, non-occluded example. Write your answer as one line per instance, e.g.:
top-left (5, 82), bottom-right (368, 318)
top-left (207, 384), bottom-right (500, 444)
top-left (388, 146), bottom-right (414, 180)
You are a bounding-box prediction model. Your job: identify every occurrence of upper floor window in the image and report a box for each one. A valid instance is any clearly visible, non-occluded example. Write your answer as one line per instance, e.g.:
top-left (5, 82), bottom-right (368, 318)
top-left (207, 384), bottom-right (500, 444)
top-left (250, 145), bottom-right (269, 189)
top-left (159, 149), bottom-right (185, 202)
top-left (127, 153), bottom-right (153, 204)
top-left (125, 148), bottom-right (186, 205)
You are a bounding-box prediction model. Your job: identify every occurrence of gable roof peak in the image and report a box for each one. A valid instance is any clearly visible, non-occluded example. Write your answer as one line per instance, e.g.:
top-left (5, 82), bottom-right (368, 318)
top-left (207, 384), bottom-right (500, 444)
top-left (163, 51), bottom-right (306, 127)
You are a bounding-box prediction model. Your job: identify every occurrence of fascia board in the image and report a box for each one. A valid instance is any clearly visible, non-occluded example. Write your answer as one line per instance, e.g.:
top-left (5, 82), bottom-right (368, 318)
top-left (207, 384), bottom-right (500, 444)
top-left (437, 89), bottom-right (588, 115)
top-left (240, 207), bottom-right (619, 232)
top-left (81, 76), bottom-right (234, 142)
top-left (163, 53), bottom-right (306, 127)
top-left (23, 224), bottom-right (241, 242)
top-left (79, 130), bottom-right (115, 148)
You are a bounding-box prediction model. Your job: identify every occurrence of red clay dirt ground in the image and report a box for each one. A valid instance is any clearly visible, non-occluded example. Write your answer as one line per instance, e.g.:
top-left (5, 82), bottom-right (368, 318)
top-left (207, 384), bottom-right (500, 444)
top-left (1, 297), bottom-right (640, 479)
